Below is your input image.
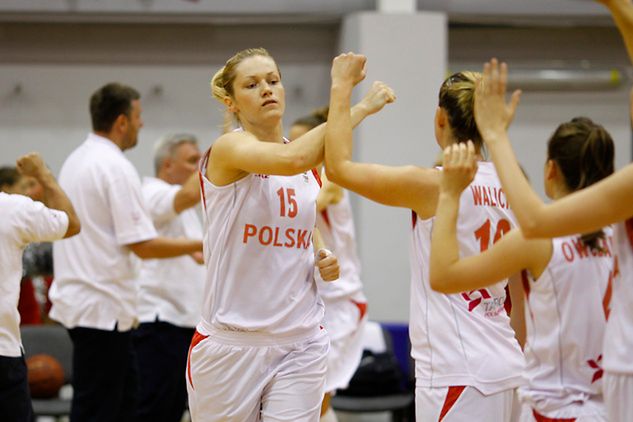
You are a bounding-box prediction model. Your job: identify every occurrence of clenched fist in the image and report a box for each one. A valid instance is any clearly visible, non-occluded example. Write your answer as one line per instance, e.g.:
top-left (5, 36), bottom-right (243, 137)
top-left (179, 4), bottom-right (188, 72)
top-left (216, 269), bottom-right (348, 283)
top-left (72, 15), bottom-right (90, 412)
top-left (16, 152), bottom-right (48, 179)
top-left (361, 81), bottom-right (396, 116)
top-left (331, 52), bottom-right (367, 88)
top-left (316, 248), bottom-right (340, 282)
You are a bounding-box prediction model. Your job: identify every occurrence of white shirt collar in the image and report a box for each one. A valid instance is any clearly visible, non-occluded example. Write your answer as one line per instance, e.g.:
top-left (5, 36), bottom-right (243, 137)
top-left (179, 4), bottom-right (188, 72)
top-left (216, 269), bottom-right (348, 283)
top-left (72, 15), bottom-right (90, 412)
top-left (86, 132), bottom-right (123, 154)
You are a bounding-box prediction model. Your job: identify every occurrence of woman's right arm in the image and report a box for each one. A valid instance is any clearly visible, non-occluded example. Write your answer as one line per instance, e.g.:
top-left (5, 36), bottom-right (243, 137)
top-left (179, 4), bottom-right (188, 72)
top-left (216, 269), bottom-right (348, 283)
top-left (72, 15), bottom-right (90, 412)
top-left (475, 58), bottom-right (633, 238)
top-left (324, 61), bottom-right (440, 217)
top-left (208, 78), bottom-right (397, 186)
top-left (210, 129), bottom-right (328, 182)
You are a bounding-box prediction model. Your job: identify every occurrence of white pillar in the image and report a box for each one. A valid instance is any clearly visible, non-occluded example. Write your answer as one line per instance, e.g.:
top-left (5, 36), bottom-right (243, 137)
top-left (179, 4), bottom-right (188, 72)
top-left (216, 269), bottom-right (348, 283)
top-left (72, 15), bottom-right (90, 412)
top-left (376, 0), bottom-right (416, 13)
top-left (339, 12), bottom-right (447, 322)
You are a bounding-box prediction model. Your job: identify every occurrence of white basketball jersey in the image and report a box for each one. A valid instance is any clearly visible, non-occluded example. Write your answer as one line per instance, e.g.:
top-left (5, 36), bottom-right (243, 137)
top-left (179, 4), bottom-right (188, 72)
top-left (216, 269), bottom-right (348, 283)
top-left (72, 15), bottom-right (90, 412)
top-left (603, 219), bottom-right (633, 375)
top-left (315, 190), bottom-right (365, 301)
top-left (520, 231), bottom-right (613, 414)
top-left (410, 161), bottom-right (525, 395)
top-left (197, 148), bottom-right (324, 339)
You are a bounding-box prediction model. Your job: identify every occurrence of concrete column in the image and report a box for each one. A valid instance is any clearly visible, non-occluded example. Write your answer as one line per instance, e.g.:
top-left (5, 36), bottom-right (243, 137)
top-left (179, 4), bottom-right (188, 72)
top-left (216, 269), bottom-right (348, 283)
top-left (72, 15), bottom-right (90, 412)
top-left (339, 12), bottom-right (447, 322)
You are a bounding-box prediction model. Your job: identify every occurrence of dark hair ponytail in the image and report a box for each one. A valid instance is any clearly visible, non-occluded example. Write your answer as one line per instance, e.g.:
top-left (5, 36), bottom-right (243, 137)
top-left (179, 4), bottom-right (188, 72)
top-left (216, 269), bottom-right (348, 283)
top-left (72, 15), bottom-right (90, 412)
top-left (547, 117), bottom-right (614, 250)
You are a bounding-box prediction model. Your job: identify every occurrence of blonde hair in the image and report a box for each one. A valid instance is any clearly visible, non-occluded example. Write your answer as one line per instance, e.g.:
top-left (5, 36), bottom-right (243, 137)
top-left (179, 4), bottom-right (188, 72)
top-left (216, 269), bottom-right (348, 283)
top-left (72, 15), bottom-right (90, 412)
top-left (438, 71), bottom-right (483, 148)
top-left (210, 47), bottom-right (277, 103)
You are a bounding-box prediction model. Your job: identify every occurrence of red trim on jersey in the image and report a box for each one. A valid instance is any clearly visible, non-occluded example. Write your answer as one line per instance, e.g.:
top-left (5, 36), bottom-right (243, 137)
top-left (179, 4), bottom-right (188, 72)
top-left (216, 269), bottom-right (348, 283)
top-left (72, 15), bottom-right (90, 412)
top-left (320, 209), bottom-right (331, 228)
top-left (626, 217), bottom-right (633, 249)
top-left (521, 270), bottom-right (534, 321)
top-left (503, 285), bottom-right (512, 315)
top-left (311, 168), bottom-right (322, 187)
top-left (532, 409), bottom-right (576, 422)
top-left (350, 300), bottom-right (368, 322)
top-left (438, 386), bottom-right (466, 421)
top-left (604, 255), bottom-right (619, 320)
top-left (603, 266), bottom-right (614, 320)
top-left (411, 211), bottom-right (418, 229)
top-left (197, 172), bottom-right (207, 211)
top-left (197, 147), bottom-right (212, 211)
top-left (187, 330), bottom-right (209, 390)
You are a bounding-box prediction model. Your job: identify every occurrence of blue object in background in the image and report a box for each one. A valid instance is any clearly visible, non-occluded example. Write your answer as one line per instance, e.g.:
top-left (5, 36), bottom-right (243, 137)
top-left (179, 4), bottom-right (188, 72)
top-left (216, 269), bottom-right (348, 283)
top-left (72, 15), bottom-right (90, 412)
top-left (380, 322), bottom-right (411, 385)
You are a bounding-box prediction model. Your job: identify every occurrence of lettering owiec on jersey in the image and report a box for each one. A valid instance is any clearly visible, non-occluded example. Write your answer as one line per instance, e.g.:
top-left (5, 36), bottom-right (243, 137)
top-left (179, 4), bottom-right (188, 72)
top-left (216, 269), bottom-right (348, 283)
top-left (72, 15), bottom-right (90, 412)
top-left (197, 148), bottom-right (324, 339)
top-left (410, 161), bottom-right (525, 395)
top-left (520, 230), bottom-right (613, 415)
top-left (603, 219), bottom-right (633, 375)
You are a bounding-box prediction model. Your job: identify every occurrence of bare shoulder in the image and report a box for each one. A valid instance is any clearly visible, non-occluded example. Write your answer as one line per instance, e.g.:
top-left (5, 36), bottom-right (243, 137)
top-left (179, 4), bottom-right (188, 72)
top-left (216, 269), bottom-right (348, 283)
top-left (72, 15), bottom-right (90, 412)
top-left (206, 132), bottom-right (255, 184)
top-left (404, 166), bottom-right (441, 217)
top-left (209, 131), bottom-right (259, 165)
top-left (212, 131), bottom-right (257, 152)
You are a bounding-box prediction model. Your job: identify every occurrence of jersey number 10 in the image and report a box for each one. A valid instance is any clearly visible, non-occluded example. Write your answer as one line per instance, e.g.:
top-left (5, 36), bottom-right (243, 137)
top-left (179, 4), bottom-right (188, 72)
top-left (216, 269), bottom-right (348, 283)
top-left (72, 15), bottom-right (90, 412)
top-left (474, 218), bottom-right (511, 252)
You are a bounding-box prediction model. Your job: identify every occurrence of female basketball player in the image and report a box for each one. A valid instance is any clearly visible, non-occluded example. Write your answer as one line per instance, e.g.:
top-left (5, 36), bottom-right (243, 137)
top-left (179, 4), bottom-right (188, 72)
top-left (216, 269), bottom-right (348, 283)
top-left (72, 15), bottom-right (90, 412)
top-left (290, 109), bottom-right (368, 422)
top-left (324, 68), bottom-right (525, 419)
top-left (186, 49), bottom-right (392, 422)
top-left (471, 50), bottom-right (633, 421)
top-left (430, 117), bottom-right (615, 420)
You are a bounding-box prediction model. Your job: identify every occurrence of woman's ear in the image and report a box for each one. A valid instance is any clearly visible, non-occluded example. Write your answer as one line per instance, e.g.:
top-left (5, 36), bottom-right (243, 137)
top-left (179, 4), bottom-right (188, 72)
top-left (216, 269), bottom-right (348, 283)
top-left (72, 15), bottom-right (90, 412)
top-left (545, 159), bottom-right (558, 181)
top-left (435, 107), bottom-right (447, 128)
top-left (224, 97), bottom-right (238, 114)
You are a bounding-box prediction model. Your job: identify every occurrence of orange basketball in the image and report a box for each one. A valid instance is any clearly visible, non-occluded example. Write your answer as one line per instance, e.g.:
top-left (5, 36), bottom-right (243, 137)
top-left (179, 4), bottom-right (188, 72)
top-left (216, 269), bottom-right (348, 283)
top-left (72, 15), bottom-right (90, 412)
top-left (26, 354), bottom-right (64, 399)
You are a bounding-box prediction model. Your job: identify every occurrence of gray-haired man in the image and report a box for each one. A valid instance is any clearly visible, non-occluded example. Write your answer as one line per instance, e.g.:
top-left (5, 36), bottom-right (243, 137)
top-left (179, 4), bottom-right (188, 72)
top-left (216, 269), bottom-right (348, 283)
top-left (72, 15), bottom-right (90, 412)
top-left (134, 134), bottom-right (204, 422)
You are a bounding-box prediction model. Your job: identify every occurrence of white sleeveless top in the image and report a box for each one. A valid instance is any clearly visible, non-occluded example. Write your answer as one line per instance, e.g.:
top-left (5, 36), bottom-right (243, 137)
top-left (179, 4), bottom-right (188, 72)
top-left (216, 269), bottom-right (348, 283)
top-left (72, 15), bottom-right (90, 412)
top-left (410, 161), bottom-right (525, 395)
top-left (603, 219), bottom-right (633, 375)
top-left (519, 231), bottom-right (613, 414)
top-left (197, 148), bottom-right (324, 341)
top-left (315, 190), bottom-right (365, 302)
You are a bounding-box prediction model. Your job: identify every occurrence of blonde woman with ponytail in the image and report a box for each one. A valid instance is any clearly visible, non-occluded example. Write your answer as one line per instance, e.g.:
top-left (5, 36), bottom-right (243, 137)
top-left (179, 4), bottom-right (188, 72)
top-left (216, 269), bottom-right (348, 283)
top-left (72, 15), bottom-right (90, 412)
top-left (324, 67), bottom-right (525, 419)
top-left (186, 48), bottom-right (394, 422)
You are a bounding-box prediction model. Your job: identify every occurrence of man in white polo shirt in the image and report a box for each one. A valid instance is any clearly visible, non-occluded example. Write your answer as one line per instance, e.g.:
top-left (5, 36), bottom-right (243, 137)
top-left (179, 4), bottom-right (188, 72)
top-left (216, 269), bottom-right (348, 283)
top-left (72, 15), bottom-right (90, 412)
top-left (134, 133), bottom-right (204, 422)
top-left (0, 152), bottom-right (80, 422)
top-left (50, 83), bottom-right (203, 422)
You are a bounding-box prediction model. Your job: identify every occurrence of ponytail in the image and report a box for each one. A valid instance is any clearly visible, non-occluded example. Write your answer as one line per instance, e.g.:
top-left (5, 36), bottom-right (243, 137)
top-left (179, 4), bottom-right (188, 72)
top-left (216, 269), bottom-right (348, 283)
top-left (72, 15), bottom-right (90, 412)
top-left (547, 117), bottom-right (614, 250)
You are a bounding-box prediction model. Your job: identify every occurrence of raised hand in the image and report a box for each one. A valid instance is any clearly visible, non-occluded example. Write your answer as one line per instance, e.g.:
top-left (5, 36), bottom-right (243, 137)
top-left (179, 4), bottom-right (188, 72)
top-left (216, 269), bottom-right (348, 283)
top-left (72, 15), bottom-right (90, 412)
top-left (474, 58), bottom-right (521, 144)
top-left (316, 248), bottom-right (340, 282)
top-left (440, 141), bottom-right (478, 197)
top-left (331, 52), bottom-right (367, 88)
top-left (360, 81), bottom-right (396, 115)
top-left (16, 152), bottom-right (49, 179)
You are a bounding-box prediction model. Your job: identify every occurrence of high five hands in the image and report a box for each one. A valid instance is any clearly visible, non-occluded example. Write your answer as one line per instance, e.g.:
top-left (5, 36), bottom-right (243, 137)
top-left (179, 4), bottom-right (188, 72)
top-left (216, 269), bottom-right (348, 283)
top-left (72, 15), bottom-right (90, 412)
top-left (474, 58), bottom-right (522, 145)
top-left (331, 52), bottom-right (367, 88)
